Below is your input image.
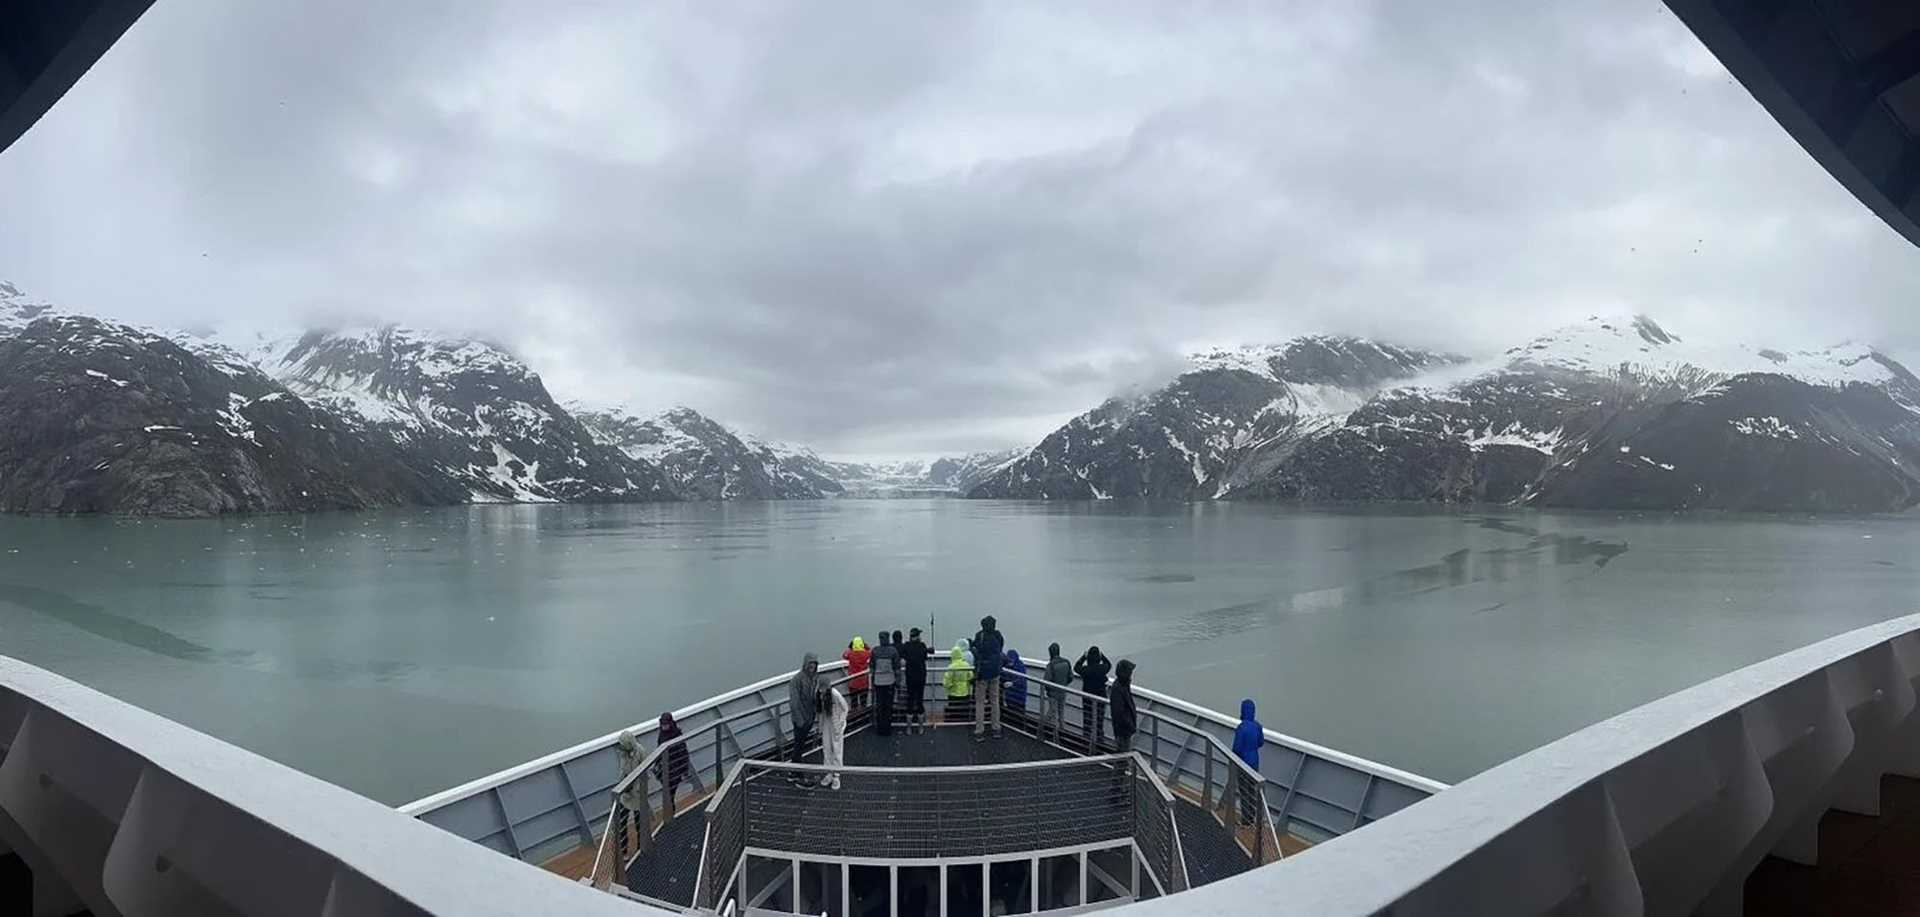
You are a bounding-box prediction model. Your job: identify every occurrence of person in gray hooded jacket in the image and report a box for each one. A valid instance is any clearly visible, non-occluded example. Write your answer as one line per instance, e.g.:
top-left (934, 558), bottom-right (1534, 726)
top-left (1043, 643), bottom-right (1073, 742)
top-left (615, 731), bottom-right (647, 852)
top-left (786, 653), bottom-right (821, 784)
top-left (869, 631), bottom-right (901, 737)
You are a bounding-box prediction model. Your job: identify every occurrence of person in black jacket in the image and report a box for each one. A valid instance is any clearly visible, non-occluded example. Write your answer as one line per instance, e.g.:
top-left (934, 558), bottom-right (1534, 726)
top-left (655, 711), bottom-right (705, 822)
top-left (900, 627), bottom-right (932, 734)
top-left (1074, 646), bottom-right (1111, 753)
top-left (1109, 659), bottom-right (1138, 752)
top-left (972, 615), bottom-right (1007, 739)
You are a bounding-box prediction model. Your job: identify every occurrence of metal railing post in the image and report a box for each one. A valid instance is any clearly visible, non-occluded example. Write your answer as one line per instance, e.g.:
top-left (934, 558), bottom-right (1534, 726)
top-left (1253, 777), bottom-right (1265, 864)
top-left (770, 707), bottom-right (787, 762)
top-left (632, 769), bottom-right (655, 855)
top-left (1203, 744), bottom-right (1214, 810)
top-left (1128, 754), bottom-right (1139, 842)
top-left (612, 799), bottom-right (630, 876)
top-left (1127, 755), bottom-right (1140, 899)
top-left (1223, 757), bottom-right (1237, 833)
top-left (589, 800), bottom-right (620, 891)
top-left (1150, 715), bottom-right (1161, 779)
top-left (1264, 787), bottom-right (1285, 862)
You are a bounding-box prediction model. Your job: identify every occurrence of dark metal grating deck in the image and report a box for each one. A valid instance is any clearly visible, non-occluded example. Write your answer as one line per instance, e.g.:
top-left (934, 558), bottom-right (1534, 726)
top-left (625, 725), bottom-right (1255, 905)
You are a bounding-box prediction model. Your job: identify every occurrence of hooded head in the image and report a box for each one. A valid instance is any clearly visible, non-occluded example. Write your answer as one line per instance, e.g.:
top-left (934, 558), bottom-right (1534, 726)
top-left (1086, 645), bottom-right (1102, 662)
top-left (851, 636), bottom-right (867, 652)
top-left (893, 629), bottom-right (904, 646)
top-left (1240, 699), bottom-right (1257, 722)
top-left (878, 631), bottom-right (890, 647)
top-left (792, 652), bottom-right (821, 695)
top-left (659, 712), bottom-right (680, 738)
top-left (790, 653), bottom-right (822, 718)
top-left (953, 640), bottom-right (972, 664)
top-left (1115, 659), bottom-right (1135, 683)
top-left (981, 614), bottom-right (997, 632)
top-left (1005, 649), bottom-right (1023, 670)
top-left (1049, 642), bottom-right (1061, 659)
top-left (618, 730), bottom-right (638, 753)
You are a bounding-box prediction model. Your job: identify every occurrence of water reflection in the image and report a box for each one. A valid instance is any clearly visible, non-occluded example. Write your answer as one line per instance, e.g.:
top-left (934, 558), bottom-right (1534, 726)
top-left (0, 582), bottom-right (230, 661)
top-left (1162, 516), bottom-right (1631, 642)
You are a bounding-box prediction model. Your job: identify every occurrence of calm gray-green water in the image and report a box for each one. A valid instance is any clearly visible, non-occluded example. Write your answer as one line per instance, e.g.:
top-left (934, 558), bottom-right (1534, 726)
top-left (0, 500), bottom-right (1914, 804)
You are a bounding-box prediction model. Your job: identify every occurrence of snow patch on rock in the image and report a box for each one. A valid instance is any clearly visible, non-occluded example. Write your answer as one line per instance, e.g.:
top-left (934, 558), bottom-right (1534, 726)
top-left (1730, 416), bottom-right (1799, 439)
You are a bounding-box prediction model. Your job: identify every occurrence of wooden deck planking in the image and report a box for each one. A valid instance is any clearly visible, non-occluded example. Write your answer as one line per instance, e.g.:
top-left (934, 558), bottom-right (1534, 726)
top-left (539, 786), bottom-right (717, 884)
top-left (1745, 774), bottom-right (1920, 917)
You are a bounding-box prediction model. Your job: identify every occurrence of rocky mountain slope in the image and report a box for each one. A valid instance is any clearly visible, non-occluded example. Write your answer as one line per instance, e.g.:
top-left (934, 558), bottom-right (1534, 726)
top-left (1252, 316), bottom-right (1920, 512)
top-left (248, 328), bottom-right (675, 504)
top-left (12, 277), bottom-right (1906, 515)
top-left (0, 281), bottom-right (1015, 515)
top-left (969, 337), bottom-right (1462, 500)
top-left (799, 458), bottom-right (955, 497)
top-left (975, 317), bottom-right (1920, 513)
top-left (927, 449), bottom-right (1026, 493)
top-left (570, 404), bottom-right (842, 499)
top-left (0, 283), bottom-right (467, 514)
top-left (570, 404), bottom-right (1021, 498)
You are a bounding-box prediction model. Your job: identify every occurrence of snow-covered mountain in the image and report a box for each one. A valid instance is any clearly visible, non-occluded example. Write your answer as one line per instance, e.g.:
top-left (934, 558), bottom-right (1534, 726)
top-left (801, 459), bottom-right (944, 497)
top-left (0, 282), bottom-right (1021, 514)
top-left (768, 453), bottom-right (1028, 497)
top-left (1254, 315), bottom-right (1920, 511)
top-left (0, 281), bottom-right (1016, 514)
top-left (570, 404), bottom-right (1025, 499)
top-left (927, 449), bottom-right (1026, 493)
top-left (570, 404), bottom-right (843, 499)
top-left (977, 317), bottom-right (1920, 512)
top-left (10, 277), bottom-right (1906, 515)
top-left (969, 337), bottom-right (1463, 499)
top-left (0, 282), bottom-right (467, 514)
top-left (246, 327), bottom-right (675, 504)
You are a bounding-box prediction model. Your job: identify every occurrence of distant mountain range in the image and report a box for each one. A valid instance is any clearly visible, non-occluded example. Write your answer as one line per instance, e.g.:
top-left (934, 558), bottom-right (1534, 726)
top-left (568, 404), bottom-right (840, 500)
top-left (2, 279), bottom-right (1916, 515)
top-left (0, 281), bottom-right (1011, 514)
top-left (567, 404), bottom-right (1024, 500)
top-left (970, 316), bottom-right (1920, 513)
top-left (970, 337), bottom-right (1462, 500)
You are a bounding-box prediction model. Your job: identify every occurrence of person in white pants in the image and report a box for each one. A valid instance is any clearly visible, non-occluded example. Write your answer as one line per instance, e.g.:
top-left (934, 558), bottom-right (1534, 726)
top-left (818, 683), bottom-right (849, 790)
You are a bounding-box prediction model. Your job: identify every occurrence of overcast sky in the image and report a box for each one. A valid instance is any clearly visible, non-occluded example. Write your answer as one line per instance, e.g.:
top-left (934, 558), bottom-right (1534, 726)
top-left (5, 1), bottom-right (1920, 459)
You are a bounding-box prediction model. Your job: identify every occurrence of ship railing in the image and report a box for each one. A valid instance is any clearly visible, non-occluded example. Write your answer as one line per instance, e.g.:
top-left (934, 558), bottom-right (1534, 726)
top-left (1119, 612), bottom-right (1920, 915)
top-left (586, 658), bottom-right (1286, 893)
top-left (989, 666), bottom-right (1288, 866)
top-left (405, 651), bottom-right (1446, 888)
top-left (690, 753), bottom-right (1187, 915)
top-left (587, 664), bottom-right (870, 890)
top-left (0, 655), bottom-right (639, 917)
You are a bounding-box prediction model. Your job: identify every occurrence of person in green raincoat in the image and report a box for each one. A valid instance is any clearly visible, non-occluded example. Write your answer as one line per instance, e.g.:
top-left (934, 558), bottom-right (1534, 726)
top-left (943, 641), bottom-right (974, 726)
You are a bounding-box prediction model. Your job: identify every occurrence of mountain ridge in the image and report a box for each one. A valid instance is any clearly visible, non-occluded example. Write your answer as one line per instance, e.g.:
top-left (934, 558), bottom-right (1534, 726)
top-left (251, 326), bottom-right (676, 504)
top-left (3, 280), bottom-right (1915, 515)
top-left (0, 284), bottom-right (469, 514)
top-left (974, 315), bottom-right (1920, 512)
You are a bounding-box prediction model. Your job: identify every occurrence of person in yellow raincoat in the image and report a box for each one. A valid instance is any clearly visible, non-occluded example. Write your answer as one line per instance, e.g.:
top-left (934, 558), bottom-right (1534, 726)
top-left (942, 641), bottom-right (974, 726)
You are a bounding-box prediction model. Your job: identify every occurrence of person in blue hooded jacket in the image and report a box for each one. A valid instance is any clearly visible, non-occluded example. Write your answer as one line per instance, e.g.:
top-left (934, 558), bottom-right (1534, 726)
top-left (1002, 648), bottom-right (1029, 729)
top-left (1232, 699), bottom-right (1262, 769)
top-left (1231, 699), bottom-right (1264, 827)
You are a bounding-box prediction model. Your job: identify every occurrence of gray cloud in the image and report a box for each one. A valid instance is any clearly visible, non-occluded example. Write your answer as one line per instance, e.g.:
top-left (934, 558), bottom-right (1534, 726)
top-left (4, 0), bottom-right (1920, 458)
